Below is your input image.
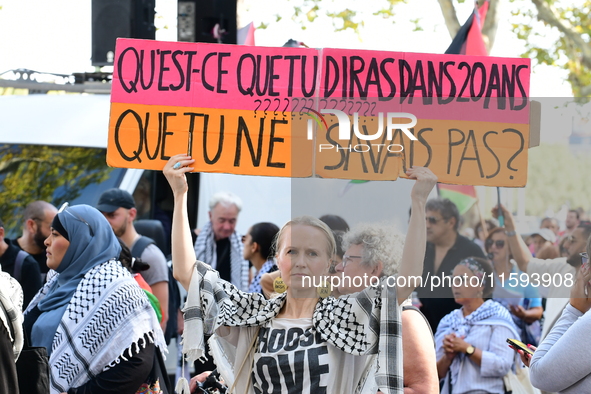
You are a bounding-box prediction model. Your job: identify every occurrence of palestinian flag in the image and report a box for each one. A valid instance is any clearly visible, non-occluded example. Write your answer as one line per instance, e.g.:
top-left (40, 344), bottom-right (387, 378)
top-left (437, 184), bottom-right (478, 214)
top-left (440, 2), bottom-right (488, 214)
top-left (445, 0), bottom-right (489, 56)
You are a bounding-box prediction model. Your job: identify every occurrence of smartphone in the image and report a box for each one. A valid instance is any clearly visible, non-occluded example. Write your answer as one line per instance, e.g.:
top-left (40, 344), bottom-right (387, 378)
top-left (506, 338), bottom-right (534, 356)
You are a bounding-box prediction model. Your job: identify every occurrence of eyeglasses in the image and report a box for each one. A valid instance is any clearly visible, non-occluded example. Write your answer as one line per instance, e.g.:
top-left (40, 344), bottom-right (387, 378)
top-left (580, 252), bottom-right (588, 266)
top-left (342, 255), bottom-right (362, 268)
top-left (485, 239), bottom-right (506, 249)
top-left (426, 216), bottom-right (445, 225)
top-left (58, 202), bottom-right (94, 237)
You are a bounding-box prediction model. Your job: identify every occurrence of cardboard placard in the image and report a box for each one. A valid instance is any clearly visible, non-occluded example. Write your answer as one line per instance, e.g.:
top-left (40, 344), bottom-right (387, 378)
top-left (108, 38), bottom-right (533, 186)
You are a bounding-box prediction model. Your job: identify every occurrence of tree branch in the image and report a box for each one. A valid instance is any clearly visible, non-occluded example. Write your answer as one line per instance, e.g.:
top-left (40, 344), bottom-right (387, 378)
top-left (437, 0), bottom-right (461, 39)
top-left (531, 0), bottom-right (591, 70)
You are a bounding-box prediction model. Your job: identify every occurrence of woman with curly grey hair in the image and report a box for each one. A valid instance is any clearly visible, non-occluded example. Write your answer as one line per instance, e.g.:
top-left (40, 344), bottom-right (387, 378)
top-left (336, 223), bottom-right (439, 393)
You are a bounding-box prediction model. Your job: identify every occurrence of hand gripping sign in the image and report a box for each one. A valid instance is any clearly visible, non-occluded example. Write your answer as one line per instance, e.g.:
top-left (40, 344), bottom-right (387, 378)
top-left (107, 38), bottom-right (538, 186)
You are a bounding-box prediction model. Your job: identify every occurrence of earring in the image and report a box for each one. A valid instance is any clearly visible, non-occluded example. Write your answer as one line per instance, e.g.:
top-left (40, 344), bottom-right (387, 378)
top-left (274, 277), bottom-right (287, 293)
top-left (317, 278), bottom-right (332, 298)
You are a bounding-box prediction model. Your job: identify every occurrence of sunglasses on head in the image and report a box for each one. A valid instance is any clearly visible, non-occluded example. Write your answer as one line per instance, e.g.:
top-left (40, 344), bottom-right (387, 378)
top-left (485, 239), bottom-right (505, 249)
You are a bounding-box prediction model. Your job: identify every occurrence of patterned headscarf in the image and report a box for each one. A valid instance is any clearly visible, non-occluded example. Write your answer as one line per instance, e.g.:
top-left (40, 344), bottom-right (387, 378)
top-left (458, 257), bottom-right (487, 288)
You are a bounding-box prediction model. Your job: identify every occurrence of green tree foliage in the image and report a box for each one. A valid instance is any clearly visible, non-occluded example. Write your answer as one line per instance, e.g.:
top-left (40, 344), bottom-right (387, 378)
top-left (263, 0), bottom-right (406, 34)
top-left (512, 0), bottom-right (591, 97)
top-left (271, 0), bottom-right (589, 96)
top-left (525, 143), bottom-right (591, 215)
top-left (0, 145), bottom-right (112, 233)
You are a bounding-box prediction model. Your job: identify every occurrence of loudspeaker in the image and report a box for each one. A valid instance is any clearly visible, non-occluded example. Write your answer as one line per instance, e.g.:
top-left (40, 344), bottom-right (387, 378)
top-left (92, 0), bottom-right (155, 66)
top-left (178, 0), bottom-right (236, 44)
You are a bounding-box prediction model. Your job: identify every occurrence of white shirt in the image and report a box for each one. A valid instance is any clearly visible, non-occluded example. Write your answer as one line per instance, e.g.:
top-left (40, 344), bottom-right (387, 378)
top-left (216, 319), bottom-right (377, 394)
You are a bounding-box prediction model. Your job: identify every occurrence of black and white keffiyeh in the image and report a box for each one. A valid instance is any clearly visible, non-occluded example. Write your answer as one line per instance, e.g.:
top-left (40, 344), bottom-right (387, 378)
top-left (26, 260), bottom-right (166, 394)
top-left (179, 261), bottom-right (403, 394)
top-left (194, 220), bottom-right (249, 291)
top-left (434, 299), bottom-right (519, 388)
top-left (0, 271), bottom-right (24, 360)
top-left (248, 259), bottom-right (277, 294)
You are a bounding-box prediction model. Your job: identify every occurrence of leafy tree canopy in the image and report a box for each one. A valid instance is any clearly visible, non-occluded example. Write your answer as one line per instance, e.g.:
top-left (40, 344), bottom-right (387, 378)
top-left (0, 145), bottom-right (112, 234)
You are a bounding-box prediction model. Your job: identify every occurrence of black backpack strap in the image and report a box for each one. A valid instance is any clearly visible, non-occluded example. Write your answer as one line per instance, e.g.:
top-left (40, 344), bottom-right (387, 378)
top-left (13, 250), bottom-right (29, 283)
top-left (131, 236), bottom-right (156, 258)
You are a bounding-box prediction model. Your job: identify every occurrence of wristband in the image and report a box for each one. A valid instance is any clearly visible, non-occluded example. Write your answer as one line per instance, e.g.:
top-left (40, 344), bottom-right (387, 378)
top-left (505, 230), bottom-right (517, 237)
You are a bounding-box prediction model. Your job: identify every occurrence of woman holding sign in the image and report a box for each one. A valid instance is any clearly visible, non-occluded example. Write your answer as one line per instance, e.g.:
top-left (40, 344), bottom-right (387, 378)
top-left (163, 154), bottom-right (436, 394)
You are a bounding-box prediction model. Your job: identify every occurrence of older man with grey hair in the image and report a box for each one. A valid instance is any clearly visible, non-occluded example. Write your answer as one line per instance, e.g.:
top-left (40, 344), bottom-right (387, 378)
top-left (194, 192), bottom-right (249, 291)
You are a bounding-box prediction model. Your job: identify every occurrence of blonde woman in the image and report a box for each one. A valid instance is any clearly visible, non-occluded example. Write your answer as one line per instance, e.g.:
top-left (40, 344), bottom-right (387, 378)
top-left (164, 154), bottom-right (437, 394)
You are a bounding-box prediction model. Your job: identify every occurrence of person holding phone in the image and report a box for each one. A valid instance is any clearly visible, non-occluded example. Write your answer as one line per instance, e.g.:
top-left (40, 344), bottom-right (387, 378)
top-left (435, 257), bottom-right (519, 394)
top-left (515, 241), bottom-right (591, 393)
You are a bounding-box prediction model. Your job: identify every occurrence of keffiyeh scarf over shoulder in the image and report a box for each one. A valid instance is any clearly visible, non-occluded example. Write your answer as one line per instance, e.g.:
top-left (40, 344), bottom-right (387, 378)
top-left (179, 261), bottom-right (403, 394)
top-left (193, 220), bottom-right (249, 291)
top-left (26, 260), bottom-right (166, 394)
top-left (0, 271), bottom-right (24, 360)
top-left (434, 300), bottom-right (519, 384)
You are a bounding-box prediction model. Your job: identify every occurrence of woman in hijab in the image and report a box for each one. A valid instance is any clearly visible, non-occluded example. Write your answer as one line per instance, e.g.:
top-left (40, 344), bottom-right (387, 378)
top-left (23, 204), bottom-right (166, 394)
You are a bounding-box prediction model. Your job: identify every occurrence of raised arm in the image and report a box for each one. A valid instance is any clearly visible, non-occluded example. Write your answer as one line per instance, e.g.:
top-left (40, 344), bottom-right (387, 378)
top-left (492, 204), bottom-right (532, 272)
top-left (397, 167), bottom-right (437, 304)
top-left (163, 154), bottom-right (197, 291)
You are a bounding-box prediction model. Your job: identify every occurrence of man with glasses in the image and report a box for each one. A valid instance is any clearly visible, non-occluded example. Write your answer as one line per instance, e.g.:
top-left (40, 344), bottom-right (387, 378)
top-left (416, 198), bottom-right (486, 332)
top-left (495, 205), bottom-right (591, 340)
top-left (9, 200), bottom-right (57, 281)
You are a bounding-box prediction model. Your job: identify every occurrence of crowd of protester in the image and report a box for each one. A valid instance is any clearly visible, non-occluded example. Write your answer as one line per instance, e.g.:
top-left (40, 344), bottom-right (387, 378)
top-left (2, 159), bottom-right (591, 394)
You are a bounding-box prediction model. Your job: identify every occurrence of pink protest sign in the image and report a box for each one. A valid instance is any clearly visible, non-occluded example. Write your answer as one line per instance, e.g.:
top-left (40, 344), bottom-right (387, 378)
top-left (111, 38), bottom-right (320, 110)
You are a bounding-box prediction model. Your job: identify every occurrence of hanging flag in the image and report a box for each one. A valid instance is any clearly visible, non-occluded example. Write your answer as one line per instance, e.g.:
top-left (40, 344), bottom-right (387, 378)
top-left (237, 22), bottom-right (256, 46)
top-left (437, 184), bottom-right (478, 214)
top-left (445, 0), bottom-right (489, 56)
top-left (442, 2), bottom-right (488, 216)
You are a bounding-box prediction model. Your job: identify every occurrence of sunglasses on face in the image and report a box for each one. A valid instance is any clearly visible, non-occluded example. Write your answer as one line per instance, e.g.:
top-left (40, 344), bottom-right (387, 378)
top-left (58, 202), bottom-right (94, 237)
top-left (426, 216), bottom-right (446, 225)
top-left (485, 239), bottom-right (505, 249)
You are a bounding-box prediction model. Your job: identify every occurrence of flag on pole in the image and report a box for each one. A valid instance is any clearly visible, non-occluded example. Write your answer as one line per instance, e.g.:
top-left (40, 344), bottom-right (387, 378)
top-left (445, 0), bottom-right (489, 56)
top-left (437, 184), bottom-right (478, 214)
top-left (441, 1), bottom-right (488, 215)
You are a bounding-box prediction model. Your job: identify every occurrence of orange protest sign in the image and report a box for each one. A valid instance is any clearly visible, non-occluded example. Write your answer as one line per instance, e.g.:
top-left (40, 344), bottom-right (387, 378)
top-left (313, 116), bottom-right (528, 186)
top-left (108, 103), bottom-right (312, 177)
